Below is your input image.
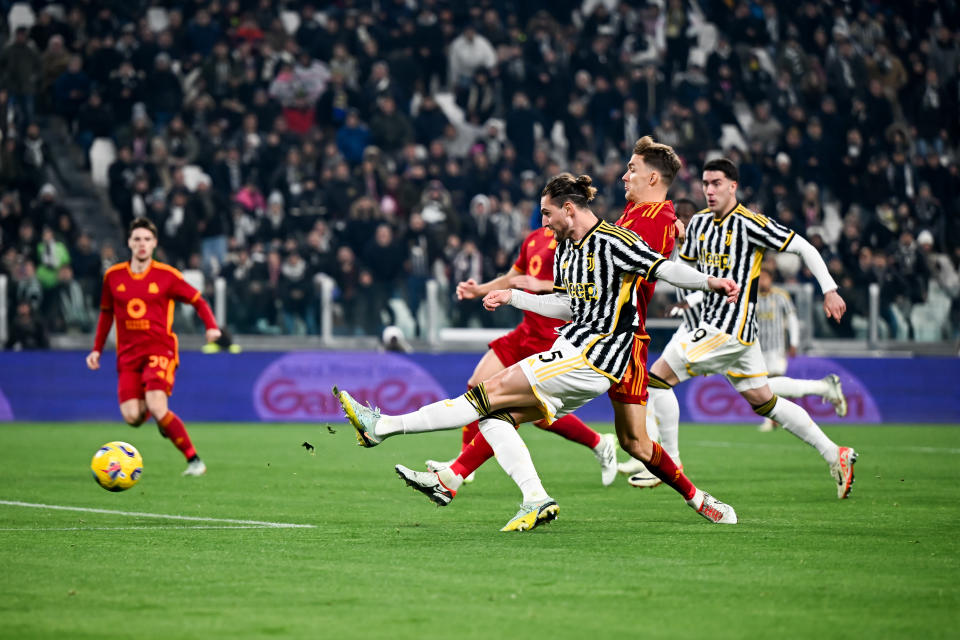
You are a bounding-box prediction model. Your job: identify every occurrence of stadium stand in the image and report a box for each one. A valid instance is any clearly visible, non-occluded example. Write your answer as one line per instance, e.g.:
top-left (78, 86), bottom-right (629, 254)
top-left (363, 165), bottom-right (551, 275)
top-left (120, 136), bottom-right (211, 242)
top-left (0, 1), bottom-right (957, 346)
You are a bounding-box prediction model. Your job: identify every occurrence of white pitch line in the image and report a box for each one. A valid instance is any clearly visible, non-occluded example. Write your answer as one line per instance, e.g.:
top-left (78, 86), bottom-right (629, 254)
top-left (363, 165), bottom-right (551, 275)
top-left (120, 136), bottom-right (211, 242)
top-left (0, 526), bottom-right (276, 531)
top-left (0, 500), bottom-right (315, 528)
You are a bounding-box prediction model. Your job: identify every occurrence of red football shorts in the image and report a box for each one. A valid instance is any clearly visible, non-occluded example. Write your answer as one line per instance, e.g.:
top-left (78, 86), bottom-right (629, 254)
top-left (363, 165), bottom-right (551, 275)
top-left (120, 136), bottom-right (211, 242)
top-left (117, 352), bottom-right (178, 403)
top-left (608, 336), bottom-right (650, 405)
top-left (489, 322), bottom-right (559, 367)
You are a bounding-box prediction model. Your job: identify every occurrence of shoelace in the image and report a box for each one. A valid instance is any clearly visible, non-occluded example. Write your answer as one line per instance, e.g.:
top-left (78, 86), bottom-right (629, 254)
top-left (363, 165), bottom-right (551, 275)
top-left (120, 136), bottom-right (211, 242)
top-left (699, 502), bottom-right (723, 522)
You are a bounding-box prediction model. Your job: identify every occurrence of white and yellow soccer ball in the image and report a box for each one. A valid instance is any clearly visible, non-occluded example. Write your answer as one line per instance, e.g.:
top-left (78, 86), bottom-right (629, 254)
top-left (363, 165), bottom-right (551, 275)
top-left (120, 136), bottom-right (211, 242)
top-left (91, 441), bottom-right (144, 492)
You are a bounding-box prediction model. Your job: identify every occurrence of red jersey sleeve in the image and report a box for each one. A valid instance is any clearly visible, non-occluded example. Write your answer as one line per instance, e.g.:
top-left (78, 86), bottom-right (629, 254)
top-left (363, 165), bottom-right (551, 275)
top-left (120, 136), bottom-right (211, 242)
top-left (92, 271), bottom-right (116, 352)
top-left (167, 272), bottom-right (219, 330)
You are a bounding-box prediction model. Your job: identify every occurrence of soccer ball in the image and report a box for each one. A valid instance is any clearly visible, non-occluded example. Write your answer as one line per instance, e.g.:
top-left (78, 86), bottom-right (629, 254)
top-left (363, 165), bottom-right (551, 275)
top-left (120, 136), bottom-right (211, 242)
top-left (90, 441), bottom-right (143, 492)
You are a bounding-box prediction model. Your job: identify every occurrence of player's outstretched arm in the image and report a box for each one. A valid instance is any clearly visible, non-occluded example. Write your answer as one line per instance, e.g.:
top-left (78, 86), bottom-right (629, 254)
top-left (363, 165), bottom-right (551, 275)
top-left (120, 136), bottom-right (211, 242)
top-left (654, 260), bottom-right (740, 303)
top-left (457, 267), bottom-right (523, 300)
top-left (496, 289), bottom-right (574, 320)
top-left (508, 274), bottom-right (553, 293)
top-left (784, 234), bottom-right (846, 322)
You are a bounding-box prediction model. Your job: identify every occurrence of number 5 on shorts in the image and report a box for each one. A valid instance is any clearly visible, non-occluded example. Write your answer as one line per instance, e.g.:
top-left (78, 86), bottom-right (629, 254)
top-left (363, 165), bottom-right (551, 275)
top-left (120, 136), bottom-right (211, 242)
top-left (538, 350), bottom-right (563, 363)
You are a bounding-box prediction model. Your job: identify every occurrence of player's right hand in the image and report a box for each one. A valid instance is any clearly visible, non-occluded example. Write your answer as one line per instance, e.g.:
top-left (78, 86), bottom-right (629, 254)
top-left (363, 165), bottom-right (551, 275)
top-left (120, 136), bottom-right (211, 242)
top-left (482, 289), bottom-right (512, 311)
top-left (456, 279), bottom-right (482, 300)
top-left (707, 277), bottom-right (740, 303)
top-left (86, 350), bottom-right (100, 370)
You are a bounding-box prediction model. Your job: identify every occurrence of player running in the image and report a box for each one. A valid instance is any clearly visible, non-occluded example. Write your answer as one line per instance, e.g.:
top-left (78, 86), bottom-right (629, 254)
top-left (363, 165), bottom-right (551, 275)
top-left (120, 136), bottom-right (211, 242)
top-left (86, 218), bottom-right (221, 476)
top-left (640, 158), bottom-right (857, 499)
top-left (335, 173), bottom-right (741, 530)
top-left (755, 268), bottom-right (846, 431)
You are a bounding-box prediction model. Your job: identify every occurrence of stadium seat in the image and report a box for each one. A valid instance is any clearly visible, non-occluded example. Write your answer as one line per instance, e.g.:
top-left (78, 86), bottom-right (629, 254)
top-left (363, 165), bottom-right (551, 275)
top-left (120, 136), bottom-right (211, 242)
top-left (146, 7), bottom-right (169, 32)
top-left (89, 138), bottom-right (116, 188)
top-left (388, 298), bottom-right (417, 340)
top-left (8, 3), bottom-right (35, 32)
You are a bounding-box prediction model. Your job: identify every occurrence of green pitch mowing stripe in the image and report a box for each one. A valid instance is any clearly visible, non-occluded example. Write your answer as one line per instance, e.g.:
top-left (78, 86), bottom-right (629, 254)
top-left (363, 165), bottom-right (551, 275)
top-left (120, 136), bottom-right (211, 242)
top-left (0, 422), bottom-right (957, 640)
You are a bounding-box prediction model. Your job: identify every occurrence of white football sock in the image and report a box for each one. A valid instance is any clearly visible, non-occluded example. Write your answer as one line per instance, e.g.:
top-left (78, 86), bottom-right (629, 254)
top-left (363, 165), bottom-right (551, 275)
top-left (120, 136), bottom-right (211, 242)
top-left (436, 466), bottom-right (464, 492)
top-left (479, 417), bottom-right (549, 503)
top-left (685, 488), bottom-right (705, 509)
top-left (375, 395), bottom-right (481, 438)
top-left (645, 409), bottom-right (661, 443)
top-left (649, 387), bottom-right (681, 462)
top-left (766, 397), bottom-right (839, 464)
top-left (768, 376), bottom-right (829, 399)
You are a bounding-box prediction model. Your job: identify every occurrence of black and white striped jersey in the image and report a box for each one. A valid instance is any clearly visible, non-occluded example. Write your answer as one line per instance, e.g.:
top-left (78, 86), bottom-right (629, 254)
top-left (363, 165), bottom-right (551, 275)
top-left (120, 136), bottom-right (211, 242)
top-left (553, 219), bottom-right (665, 380)
top-left (678, 203), bottom-right (795, 344)
top-left (756, 287), bottom-right (796, 355)
top-left (674, 286), bottom-right (702, 332)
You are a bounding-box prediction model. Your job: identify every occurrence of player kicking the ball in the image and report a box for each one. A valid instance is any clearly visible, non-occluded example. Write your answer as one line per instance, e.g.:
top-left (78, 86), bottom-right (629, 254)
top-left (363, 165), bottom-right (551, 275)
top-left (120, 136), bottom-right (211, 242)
top-left (408, 137), bottom-right (705, 510)
top-left (421, 225), bottom-right (621, 488)
top-left (336, 173), bottom-right (741, 530)
top-left (86, 219), bottom-right (221, 476)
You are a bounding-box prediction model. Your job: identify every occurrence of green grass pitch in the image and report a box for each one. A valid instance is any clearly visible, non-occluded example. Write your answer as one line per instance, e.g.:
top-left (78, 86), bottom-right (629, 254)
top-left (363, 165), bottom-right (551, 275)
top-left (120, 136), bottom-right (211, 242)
top-left (1, 422), bottom-right (957, 639)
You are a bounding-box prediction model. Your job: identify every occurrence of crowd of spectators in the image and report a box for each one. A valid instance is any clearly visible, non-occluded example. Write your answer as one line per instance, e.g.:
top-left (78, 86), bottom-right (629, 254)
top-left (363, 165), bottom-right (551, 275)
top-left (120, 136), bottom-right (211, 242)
top-left (0, 0), bottom-right (958, 347)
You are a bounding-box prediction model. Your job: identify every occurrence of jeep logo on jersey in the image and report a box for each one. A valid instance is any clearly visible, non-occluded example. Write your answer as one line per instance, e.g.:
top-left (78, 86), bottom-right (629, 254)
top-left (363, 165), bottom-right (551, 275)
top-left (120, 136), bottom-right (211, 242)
top-left (253, 352), bottom-right (448, 421)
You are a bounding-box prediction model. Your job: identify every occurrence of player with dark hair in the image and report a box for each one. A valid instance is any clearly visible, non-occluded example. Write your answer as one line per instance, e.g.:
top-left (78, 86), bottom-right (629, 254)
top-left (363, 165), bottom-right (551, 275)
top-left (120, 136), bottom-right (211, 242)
top-left (642, 158), bottom-right (858, 499)
top-left (336, 173), bottom-right (742, 529)
top-left (424, 224), bottom-right (621, 488)
top-left (86, 218), bottom-right (221, 476)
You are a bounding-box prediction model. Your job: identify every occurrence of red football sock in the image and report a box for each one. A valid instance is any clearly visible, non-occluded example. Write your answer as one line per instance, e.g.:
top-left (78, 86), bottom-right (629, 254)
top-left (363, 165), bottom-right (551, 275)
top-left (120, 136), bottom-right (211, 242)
top-left (461, 420), bottom-right (480, 452)
top-left (157, 410), bottom-right (197, 461)
top-left (535, 414), bottom-right (601, 449)
top-left (450, 430), bottom-right (495, 478)
top-left (646, 442), bottom-right (696, 500)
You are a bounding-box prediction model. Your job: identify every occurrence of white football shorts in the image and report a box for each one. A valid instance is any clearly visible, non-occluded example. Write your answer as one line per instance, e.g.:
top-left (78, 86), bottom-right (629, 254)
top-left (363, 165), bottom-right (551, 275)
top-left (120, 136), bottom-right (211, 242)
top-left (661, 324), bottom-right (769, 392)
top-left (519, 336), bottom-right (611, 424)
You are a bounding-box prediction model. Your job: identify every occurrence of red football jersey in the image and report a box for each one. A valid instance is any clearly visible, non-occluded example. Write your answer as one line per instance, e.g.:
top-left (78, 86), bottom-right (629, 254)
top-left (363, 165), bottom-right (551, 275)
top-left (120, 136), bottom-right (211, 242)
top-left (513, 227), bottom-right (567, 339)
top-left (615, 200), bottom-right (677, 337)
top-left (96, 261), bottom-right (213, 368)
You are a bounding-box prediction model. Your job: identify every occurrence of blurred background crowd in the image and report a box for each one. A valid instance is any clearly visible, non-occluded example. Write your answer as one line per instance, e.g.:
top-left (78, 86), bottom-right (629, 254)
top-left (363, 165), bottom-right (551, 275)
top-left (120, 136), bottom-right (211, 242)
top-left (0, 0), bottom-right (958, 349)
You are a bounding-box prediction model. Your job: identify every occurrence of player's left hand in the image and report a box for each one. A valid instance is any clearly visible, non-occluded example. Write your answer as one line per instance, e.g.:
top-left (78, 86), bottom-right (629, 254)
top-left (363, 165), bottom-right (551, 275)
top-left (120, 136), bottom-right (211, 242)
top-left (707, 277), bottom-right (740, 304)
top-left (823, 290), bottom-right (846, 322)
top-left (205, 328), bottom-right (222, 343)
top-left (482, 289), bottom-right (513, 311)
top-left (674, 219), bottom-right (686, 243)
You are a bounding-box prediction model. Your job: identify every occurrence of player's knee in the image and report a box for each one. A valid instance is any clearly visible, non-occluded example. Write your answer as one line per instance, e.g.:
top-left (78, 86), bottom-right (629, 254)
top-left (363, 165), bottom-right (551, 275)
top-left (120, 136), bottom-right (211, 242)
top-left (648, 372), bottom-right (673, 390)
top-left (618, 434), bottom-right (653, 462)
top-left (122, 411), bottom-right (146, 426)
top-left (145, 404), bottom-right (168, 424)
top-left (751, 395), bottom-right (778, 416)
